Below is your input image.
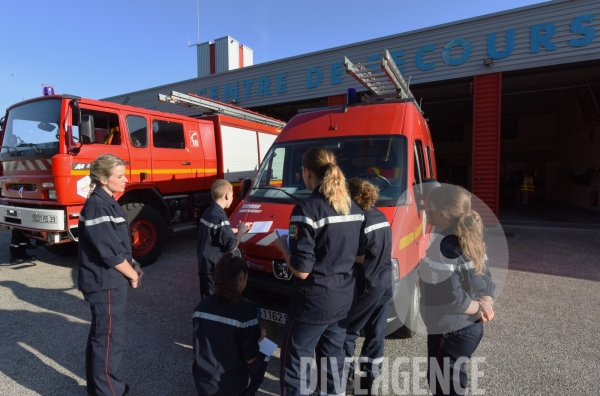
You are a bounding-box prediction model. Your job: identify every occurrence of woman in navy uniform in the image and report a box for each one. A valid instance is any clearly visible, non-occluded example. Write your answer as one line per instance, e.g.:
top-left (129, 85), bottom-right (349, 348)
top-left (420, 184), bottom-right (495, 396)
top-left (274, 147), bottom-right (365, 396)
top-left (78, 154), bottom-right (143, 396)
top-left (343, 178), bottom-right (393, 395)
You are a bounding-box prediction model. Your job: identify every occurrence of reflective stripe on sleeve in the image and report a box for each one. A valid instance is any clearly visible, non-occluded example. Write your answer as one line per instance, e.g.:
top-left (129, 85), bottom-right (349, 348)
top-left (192, 312), bottom-right (258, 328)
top-left (80, 215), bottom-right (126, 226)
top-left (200, 218), bottom-right (231, 229)
top-left (290, 214), bottom-right (364, 229)
top-left (364, 221), bottom-right (390, 234)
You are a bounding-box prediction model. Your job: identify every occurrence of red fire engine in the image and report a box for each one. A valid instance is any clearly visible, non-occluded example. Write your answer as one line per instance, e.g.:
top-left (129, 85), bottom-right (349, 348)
top-left (229, 50), bottom-right (438, 337)
top-left (0, 92), bottom-right (283, 265)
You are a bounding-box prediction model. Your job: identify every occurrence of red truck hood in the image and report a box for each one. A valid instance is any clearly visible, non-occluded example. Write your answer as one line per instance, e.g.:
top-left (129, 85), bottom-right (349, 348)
top-left (230, 201), bottom-right (397, 273)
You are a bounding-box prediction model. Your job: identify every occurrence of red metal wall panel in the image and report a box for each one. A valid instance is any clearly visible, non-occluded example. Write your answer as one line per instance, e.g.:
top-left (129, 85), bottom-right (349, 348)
top-left (472, 73), bottom-right (501, 223)
top-left (209, 44), bottom-right (216, 75)
top-left (239, 45), bottom-right (244, 68)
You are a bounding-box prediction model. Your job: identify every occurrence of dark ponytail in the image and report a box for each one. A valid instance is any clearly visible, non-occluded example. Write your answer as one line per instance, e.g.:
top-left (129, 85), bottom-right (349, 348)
top-left (213, 254), bottom-right (249, 306)
top-left (302, 147), bottom-right (351, 215)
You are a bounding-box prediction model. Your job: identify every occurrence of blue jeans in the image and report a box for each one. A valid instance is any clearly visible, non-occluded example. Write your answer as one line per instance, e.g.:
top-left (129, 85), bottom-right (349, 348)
top-left (427, 321), bottom-right (484, 395)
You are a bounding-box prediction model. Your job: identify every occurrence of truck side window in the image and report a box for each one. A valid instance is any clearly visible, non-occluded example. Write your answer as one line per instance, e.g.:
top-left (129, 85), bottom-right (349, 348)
top-left (415, 140), bottom-right (427, 179)
top-left (73, 109), bottom-right (122, 145)
top-left (126, 116), bottom-right (147, 148)
top-left (414, 143), bottom-right (424, 195)
top-left (153, 120), bottom-right (184, 149)
top-left (426, 145), bottom-right (433, 179)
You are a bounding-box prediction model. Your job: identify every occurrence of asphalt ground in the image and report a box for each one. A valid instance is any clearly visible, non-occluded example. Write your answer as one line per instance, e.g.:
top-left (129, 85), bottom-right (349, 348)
top-left (1, 226), bottom-right (599, 396)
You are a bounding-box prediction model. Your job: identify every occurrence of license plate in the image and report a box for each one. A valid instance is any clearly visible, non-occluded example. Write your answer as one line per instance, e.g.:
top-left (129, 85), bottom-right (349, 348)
top-left (32, 214), bottom-right (56, 223)
top-left (260, 308), bottom-right (288, 324)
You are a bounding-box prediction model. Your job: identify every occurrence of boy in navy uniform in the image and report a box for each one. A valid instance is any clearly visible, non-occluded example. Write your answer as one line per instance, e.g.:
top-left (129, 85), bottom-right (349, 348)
top-left (197, 179), bottom-right (250, 299)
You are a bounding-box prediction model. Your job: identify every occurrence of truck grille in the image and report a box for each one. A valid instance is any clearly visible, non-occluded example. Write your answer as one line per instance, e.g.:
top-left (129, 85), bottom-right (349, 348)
top-left (9, 184), bottom-right (37, 192)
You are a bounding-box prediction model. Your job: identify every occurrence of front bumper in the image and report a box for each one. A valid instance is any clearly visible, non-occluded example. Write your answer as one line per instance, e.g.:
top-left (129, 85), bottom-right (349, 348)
top-left (0, 204), bottom-right (66, 231)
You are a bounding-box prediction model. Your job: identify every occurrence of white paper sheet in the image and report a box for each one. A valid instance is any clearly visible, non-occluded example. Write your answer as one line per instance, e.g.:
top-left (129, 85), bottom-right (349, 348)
top-left (258, 337), bottom-right (278, 356)
top-left (248, 221), bottom-right (273, 233)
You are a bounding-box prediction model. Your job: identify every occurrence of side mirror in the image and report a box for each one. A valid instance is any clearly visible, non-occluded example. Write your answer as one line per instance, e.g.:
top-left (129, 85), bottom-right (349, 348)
top-left (416, 178), bottom-right (441, 211)
top-left (239, 178), bottom-right (252, 200)
top-left (80, 115), bottom-right (95, 144)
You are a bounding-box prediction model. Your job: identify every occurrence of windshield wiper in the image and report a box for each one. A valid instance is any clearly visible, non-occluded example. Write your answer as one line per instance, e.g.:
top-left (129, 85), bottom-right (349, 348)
top-left (251, 186), bottom-right (301, 201)
top-left (0, 146), bottom-right (18, 156)
top-left (18, 142), bottom-right (43, 155)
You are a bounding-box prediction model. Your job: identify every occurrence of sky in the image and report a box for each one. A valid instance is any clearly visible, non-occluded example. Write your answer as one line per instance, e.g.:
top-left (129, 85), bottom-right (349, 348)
top-left (0, 0), bottom-right (548, 113)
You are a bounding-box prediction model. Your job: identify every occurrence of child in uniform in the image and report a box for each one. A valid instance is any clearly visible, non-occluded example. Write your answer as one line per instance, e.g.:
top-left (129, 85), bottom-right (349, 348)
top-left (197, 179), bottom-right (251, 298)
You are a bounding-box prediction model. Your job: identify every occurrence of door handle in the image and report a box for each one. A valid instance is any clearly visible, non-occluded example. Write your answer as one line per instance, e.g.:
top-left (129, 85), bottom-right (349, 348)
top-left (181, 162), bottom-right (191, 165)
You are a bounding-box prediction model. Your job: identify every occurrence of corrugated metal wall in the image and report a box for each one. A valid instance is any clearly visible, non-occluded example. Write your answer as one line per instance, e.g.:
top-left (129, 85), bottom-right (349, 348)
top-left (214, 37), bottom-right (229, 74)
top-left (196, 42), bottom-right (210, 77)
top-left (104, 0), bottom-right (599, 116)
top-left (472, 73), bottom-right (501, 222)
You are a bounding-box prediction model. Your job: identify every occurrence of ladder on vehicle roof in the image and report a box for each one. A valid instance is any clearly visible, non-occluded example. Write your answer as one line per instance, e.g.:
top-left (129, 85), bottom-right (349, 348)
top-left (158, 91), bottom-right (286, 129)
top-left (344, 49), bottom-right (422, 113)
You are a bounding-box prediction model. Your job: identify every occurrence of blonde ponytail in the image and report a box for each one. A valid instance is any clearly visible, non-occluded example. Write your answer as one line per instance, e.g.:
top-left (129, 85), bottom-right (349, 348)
top-left (302, 147), bottom-right (351, 215)
top-left (426, 184), bottom-right (486, 274)
top-left (455, 210), bottom-right (486, 274)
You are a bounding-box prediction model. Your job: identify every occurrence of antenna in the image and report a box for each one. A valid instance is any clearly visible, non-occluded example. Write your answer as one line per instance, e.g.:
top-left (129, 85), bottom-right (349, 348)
top-left (188, 0), bottom-right (201, 47)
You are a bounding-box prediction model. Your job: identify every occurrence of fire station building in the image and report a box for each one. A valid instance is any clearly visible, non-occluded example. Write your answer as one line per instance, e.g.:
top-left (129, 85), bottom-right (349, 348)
top-left (105, 0), bottom-right (600, 221)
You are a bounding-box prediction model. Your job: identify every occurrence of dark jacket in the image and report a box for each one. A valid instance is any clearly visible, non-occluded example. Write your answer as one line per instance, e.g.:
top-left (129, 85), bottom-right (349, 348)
top-left (193, 294), bottom-right (261, 396)
top-left (356, 207), bottom-right (392, 293)
top-left (78, 187), bottom-right (131, 293)
top-left (197, 202), bottom-right (237, 274)
top-left (288, 186), bottom-right (365, 325)
top-left (419, 231), bottom-right (495, 334)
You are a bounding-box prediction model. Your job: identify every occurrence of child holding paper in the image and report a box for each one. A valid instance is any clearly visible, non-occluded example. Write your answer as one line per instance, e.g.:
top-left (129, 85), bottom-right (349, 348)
top-left (193, 253), bottom-right (269, 396)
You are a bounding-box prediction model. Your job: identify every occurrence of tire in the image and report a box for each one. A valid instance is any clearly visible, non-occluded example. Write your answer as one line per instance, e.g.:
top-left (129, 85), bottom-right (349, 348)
top-left (122, 203), bottom-right (167, 266)
top-left (45, 242), bottom-right (78, 256)
top-left (393, 280), bottom-right (419, 338)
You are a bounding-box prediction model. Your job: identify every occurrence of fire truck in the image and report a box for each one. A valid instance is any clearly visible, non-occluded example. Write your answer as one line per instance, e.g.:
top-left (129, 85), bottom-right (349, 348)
top-left (0, 92), bottom-right (284, 265)
top-left (229, 50), bottom-right (437, 337)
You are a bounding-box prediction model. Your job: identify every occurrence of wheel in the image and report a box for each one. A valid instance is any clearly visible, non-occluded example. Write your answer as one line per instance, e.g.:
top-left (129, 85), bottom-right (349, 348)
top-left (122, 203), bottom-right (167, 266)
top-left (393, 280), bottom-right (419, 338)
top-left (355, 172), bottom-right (392, 189)
top-left (45, 242), bottom-right (78, 256)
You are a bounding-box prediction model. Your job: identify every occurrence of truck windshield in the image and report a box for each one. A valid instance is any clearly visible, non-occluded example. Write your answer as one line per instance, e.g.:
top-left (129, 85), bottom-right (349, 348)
top-left (250, 135), bottom-right (408, 206)
top-left (1, 99), bottom-right (61, 156)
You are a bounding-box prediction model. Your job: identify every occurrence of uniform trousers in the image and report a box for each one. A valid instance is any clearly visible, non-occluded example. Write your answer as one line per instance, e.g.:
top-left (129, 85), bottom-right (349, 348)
top-left (427, 321), bottom-right (483, 396)
top-left (9, 229), bottom-right (30, 258)
top-left (198, 273), bottom-right (215, 299)
top-left (84, 284), bottom-right (128, 396)
top-left (343, 287), bottom-right (393, 380)
top-left (280, 319), bottom-right (347, 396)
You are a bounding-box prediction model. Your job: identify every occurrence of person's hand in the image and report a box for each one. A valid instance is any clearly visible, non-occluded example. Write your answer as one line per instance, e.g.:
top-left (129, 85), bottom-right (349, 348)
top-left (259, 328), bottom-right (266, 342)
top-left (132, 261), bottom-right (144, 288)
top-left (273, 236), bottom-right (288, 253)
top-left (238, 221), bottom-right (250, 235)
top-left (130, 277), bottom-right (139, 289)
top-left (477, 300), bottom-right (494, 322)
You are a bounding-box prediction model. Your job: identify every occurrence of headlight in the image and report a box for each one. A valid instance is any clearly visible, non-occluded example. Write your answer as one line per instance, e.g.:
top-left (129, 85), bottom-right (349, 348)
top-left (49, 190), bottom-right (57, 200)
top-left (391, 258), bottom-right (399, 281)
top-left (42, 182), bottom-right (54, 188)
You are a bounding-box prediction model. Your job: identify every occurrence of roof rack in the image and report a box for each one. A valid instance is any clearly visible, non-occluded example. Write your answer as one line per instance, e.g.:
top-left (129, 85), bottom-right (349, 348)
top-left (158, 91), bottom-right (286, 129)
top-left (344, 49), bottom-right (422, 113)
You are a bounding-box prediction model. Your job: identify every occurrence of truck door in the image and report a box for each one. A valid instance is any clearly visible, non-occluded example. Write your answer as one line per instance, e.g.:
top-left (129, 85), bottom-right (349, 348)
top-left (414, 140), bottom-right (428, 259)
top-left (125, 115), bottom-right (151, 183)
top-left (149, 117), bottom-right (194, 194)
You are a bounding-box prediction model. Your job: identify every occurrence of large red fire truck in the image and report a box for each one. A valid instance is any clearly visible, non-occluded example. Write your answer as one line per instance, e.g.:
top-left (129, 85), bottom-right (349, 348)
top-left (230, 51), bottom-right (437, 337)
top-left (0, 92), bottom-right (283, 265)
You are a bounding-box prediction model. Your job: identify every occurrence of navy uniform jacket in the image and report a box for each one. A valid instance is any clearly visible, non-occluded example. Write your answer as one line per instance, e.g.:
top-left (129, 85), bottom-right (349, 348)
top-left (78, 187), bottom-right (132, 293)
top-left (356, 207), bottom-right (392, 293)
top-left (197, 202), bottom-right (237, 274)
top-left (193, 294), bottom-right (261, 396)
top-left (419, 231), bottom-right (495, 334)
top-left (288, 186), bottom-right (366, 325)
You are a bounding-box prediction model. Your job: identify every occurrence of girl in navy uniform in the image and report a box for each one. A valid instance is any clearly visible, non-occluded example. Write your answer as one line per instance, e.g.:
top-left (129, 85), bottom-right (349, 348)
top-left (420, 184), bottom-right (495, 396)
top-left (78, 154), bottom-right (143, 396)
top-left (274, 147), bottom-right (365, 396)
top-left (193, 253), bottom-right (268, 396)
top-left (343, 178), bottom-right (393, 395)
